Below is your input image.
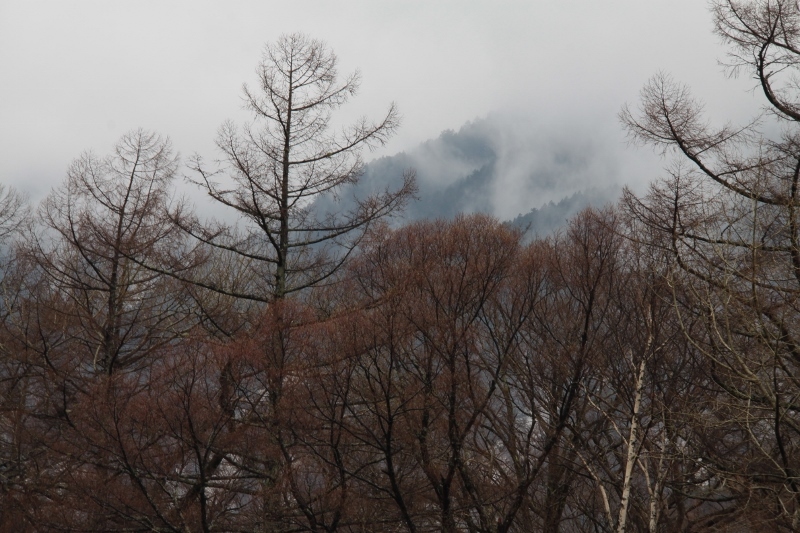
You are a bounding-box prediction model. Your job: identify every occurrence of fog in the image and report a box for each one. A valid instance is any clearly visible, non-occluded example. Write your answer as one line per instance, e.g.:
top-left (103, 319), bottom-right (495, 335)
top-left (0, 1), bottom-right (765, 218)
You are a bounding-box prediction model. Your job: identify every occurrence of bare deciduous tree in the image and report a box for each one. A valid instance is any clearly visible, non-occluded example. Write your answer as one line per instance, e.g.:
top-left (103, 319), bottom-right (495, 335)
top-left (622, 1), bottom-right (800, 528)
top-left (182, 33), bottom-right (415, 301)
top-left (30, 129), bottom-right (194, 374)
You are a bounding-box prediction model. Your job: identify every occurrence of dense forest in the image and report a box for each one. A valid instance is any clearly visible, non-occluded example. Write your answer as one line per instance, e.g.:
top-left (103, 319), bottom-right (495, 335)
top-left (311, 114), bottom-right (620, 230)
top-left (2, 1), bottom-right (800, 531)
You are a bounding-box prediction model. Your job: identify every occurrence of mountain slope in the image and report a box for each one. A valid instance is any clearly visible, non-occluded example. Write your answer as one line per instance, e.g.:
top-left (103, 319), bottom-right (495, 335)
top-left (316, 112), bottom-right (622, 234)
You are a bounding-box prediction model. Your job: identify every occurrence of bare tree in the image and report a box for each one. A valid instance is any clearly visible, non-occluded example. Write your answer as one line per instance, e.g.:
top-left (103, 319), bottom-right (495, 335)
top-left (30, 129), bottom-right (195, 375)
top-left (0, 185), bottom-right (27, 245)
top-left (621, 1), bottom-right (800, 528)
top-left (0, 185), bottom-right (31, 531)
top-left (183, 33), bottom-right (415, 301)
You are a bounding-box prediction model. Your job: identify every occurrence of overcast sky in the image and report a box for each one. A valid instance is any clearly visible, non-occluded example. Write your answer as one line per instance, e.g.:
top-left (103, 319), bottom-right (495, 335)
top-left (0, 1), bottom-right (761, 206)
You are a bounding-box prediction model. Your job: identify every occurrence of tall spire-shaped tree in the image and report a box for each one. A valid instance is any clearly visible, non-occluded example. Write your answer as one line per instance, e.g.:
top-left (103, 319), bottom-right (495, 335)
top-left (183, 33), bottom-right (415, 301)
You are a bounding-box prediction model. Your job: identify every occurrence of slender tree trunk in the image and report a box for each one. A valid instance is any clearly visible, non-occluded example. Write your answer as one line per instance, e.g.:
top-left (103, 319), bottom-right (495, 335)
top-left (616, 353), bottom-right (647, 533)
top-left (276, 68), bottom-right (292, 300)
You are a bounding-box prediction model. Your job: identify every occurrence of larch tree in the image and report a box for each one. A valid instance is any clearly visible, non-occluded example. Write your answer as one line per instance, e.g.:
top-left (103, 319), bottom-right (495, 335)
top-left (622, 0), bottom-right (800, 527)
top-left (0, 130), bottom-right (208, 531)
top-left (29, 129), bottom-right (194, 375)
top-left (181, 32), bottom-right (415, 302)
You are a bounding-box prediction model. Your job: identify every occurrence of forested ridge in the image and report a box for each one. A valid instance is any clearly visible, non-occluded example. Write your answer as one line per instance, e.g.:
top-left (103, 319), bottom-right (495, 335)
top-left (312, 116), bottom-right (620, 230)
top-left (3, 2), bottom-right (800, 531)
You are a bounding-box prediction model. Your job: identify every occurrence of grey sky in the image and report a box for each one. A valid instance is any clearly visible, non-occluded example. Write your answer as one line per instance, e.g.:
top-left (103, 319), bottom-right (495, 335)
top-left (0, 1), bottom-right (761, 207)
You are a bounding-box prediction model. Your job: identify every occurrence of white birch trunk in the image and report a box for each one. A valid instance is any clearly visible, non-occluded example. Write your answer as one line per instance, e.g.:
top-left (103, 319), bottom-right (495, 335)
top-left (616, 354), bottom-right (647, 533)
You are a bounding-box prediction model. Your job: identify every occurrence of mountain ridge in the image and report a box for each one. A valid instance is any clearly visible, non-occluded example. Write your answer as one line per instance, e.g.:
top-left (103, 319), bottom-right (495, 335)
top-left (316, 113), bottom-right (621, 234)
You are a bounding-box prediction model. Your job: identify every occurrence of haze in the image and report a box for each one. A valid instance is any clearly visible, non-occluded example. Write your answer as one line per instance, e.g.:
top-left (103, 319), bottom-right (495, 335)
top-left (0, 1), bottom-right (760, 214)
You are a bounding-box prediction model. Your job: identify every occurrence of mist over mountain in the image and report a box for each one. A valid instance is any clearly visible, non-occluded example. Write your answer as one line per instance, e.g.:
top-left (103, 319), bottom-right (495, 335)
top-left (507, 187), bottom-right (619, 237)
top-left (316, 112), bottom-right (625, 234)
